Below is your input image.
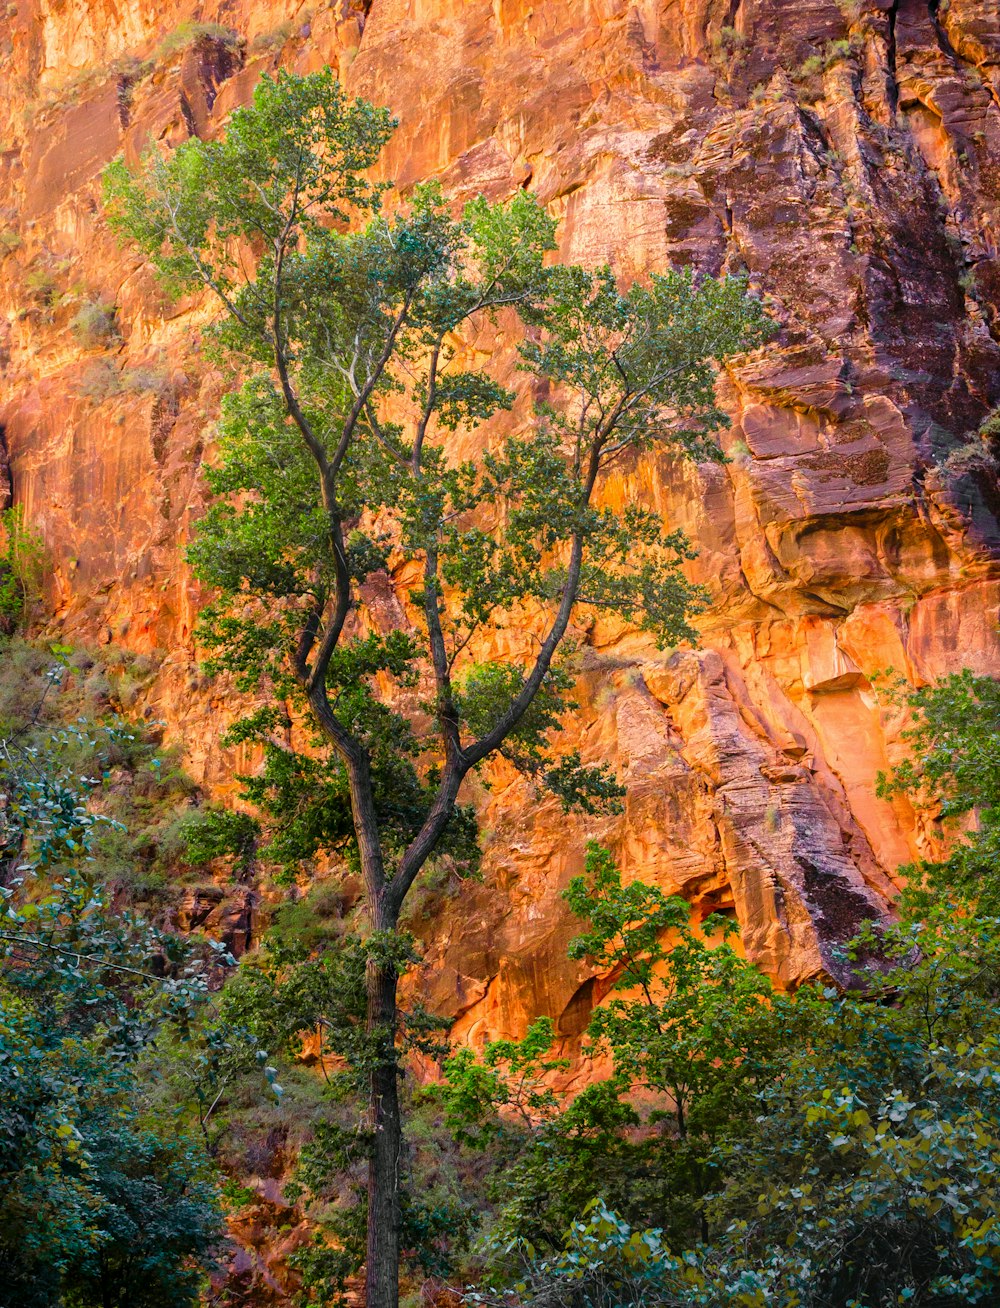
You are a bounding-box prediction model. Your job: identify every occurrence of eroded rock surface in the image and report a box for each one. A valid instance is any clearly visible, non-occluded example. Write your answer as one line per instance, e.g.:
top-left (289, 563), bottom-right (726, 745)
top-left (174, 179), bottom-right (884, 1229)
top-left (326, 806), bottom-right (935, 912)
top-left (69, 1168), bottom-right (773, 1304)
top-left (3, 0), bottom-right (1000, 1041)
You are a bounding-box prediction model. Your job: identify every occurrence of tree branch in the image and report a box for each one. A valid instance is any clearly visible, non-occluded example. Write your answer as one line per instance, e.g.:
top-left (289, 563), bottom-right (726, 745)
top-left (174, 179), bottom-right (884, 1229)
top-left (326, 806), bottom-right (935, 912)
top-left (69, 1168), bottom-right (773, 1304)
top-left (0, 933), bottom-right (167, 981)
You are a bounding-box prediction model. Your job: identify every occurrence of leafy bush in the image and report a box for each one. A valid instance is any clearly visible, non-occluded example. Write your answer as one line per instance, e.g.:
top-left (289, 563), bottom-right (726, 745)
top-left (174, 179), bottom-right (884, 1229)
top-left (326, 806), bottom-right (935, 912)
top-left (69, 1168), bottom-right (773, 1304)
top-left (70, 299), bottom-right (117, 347)
top-left (24, 263), bottom-right (58, 305)
top-left (692, 913), bottom-right (1000, 1306)
top-left (468, 1203), bottom-right (687, 1308)
top-left (440, 845), bottom-right (781, 1259)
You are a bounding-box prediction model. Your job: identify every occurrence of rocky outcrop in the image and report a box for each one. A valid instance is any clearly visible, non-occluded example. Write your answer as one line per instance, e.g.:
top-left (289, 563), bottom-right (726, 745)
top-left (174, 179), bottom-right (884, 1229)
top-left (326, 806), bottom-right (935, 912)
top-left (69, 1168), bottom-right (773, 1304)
top-left (3, 0), bottom-right (1000, 1039)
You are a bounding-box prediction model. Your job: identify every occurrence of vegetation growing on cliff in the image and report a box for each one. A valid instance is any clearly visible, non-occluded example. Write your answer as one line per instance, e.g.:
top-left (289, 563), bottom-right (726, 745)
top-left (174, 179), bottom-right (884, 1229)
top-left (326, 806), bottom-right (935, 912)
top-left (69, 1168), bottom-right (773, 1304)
top-left (104, 67), bottom-right (771, 1308)
top-left (0, 657), bottom-right (227, 1307)
top-left (878, 667), bottom-right (1000, 913)
top-left (0, 507), bottom-right (45, 633)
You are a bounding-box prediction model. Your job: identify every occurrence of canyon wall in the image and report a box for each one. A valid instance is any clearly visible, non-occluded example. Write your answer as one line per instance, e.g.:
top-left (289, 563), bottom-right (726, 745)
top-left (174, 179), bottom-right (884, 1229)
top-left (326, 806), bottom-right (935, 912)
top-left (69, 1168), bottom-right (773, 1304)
top-left (3, 0), bottom-right (1000, 1049)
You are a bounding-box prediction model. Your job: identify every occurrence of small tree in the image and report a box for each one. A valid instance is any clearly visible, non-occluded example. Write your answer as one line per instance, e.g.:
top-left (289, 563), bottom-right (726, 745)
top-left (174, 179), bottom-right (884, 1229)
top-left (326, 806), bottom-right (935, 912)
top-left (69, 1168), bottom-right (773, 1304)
top-left (0, 507), bottom-right (46, 635)
top-left (878, 668), bottom-right (1000, 911)
top-left (439, 847), bottom-right (781, 1256)
top-left (104, 68), bottom-right (771, 1308)
top-left (565, 844), bottom-right (780, 1243)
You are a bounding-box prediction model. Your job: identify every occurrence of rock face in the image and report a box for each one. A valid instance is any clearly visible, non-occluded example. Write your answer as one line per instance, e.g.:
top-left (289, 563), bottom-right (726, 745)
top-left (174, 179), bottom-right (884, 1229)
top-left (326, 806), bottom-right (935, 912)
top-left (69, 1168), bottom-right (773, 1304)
top-left (3, 0), bottom-right (1000, 1040)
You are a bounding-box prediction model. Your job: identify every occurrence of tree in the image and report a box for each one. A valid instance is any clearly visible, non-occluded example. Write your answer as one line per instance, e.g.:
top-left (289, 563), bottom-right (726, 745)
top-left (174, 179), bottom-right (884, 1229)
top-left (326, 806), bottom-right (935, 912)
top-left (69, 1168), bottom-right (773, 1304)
top-left (469, 912), bottom-right (1000, 1307)
top-left (564, 844), bottom-right (781, 1244)
top-left (217, 907), bottom-right (474, 1304)
top-left (694, 911), bottom-right (1000, 1307)
top-left (439, 1022), bottom-right (641, 1267)
top-left (438, 846), bottom-right (780, 1259)
top-left (104, 68), bottom-right (771, 1308)
top-left (878, 668), bottom-right (1000, 911)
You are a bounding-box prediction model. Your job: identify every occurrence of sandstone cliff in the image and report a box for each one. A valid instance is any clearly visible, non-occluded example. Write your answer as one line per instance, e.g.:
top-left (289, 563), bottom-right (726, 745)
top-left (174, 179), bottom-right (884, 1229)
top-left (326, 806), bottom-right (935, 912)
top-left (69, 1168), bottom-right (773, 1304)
top-left (3, 0), bottom-right (1000, 1047)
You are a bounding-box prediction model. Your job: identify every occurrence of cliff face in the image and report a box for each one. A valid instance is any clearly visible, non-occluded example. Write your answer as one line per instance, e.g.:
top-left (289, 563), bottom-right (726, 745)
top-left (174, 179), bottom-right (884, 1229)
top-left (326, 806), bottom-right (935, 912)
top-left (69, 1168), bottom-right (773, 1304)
top-left (3, 0), bottom-right (1000, 1042)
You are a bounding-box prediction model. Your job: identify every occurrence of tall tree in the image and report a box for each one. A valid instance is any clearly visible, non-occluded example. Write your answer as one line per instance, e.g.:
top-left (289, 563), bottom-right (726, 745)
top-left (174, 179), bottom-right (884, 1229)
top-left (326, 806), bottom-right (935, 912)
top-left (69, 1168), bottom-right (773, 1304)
top-left (104, 69), bottom-right (771, 1308)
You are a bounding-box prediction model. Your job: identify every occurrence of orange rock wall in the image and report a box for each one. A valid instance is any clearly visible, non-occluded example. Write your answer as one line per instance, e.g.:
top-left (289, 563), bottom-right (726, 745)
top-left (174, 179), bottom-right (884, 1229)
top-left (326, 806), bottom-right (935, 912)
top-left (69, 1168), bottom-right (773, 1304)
top-left (4, 0), bottom-right (1000, 1044)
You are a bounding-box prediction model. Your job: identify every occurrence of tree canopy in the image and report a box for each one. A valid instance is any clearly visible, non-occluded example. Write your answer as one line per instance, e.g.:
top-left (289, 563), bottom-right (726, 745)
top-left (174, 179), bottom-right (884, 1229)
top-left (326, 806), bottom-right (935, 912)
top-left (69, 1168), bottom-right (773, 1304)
top-left (104, 67), bottom-right (772, 907)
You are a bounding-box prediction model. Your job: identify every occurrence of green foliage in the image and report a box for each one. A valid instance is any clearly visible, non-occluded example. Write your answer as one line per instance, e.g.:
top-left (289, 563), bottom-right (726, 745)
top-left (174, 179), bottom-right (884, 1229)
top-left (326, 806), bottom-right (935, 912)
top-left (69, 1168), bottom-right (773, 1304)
top-left (693, 912), bottom-right (1000, 1306)
top-left (439, 1019), bottom-right (568, 1147)
top-left (565, 843), bottom-right (779, 1242)
top-left (478, 857), bottom-right (1000, 1306)
top-left (438, 847), bottom-right (779, 1262)
top-left (104, 67), bottom-right (771, 903)
top-left (467, 1075), bottom-right (646, 1268)
top-left (467, 1200), bottom-right (686, 1308)
top-left (217, 911), bottom-right (474, 1303)
top-left (103, 68), bottom-right (393, 301)
top-left (0, 664), bottom-right (127, 875)
top-left (220, 919), bottom-right (368, 1074)
top-left (48, 1124), bottom-right (223, 1308)
top-left (978, 405), bottom-right (1000, 442)
top-left (0, 1014), bottom-right (223, 1308)
top-left (0, 639), bottom-right (257, 914)
top-left (24, 262), bottom-right (59, 306)
top-left (153, 20), bottom-right (243, 63)
top-left (228, 707), bottom-right (479, 886)
top-left (877, 668), bottom-right (1000, 911)
top-left (180, 806), bottom-right (260, 880)
top-left (0, 709), bottom-right (226, 1306)
top-left (0, 507), bottom-right (45, 632)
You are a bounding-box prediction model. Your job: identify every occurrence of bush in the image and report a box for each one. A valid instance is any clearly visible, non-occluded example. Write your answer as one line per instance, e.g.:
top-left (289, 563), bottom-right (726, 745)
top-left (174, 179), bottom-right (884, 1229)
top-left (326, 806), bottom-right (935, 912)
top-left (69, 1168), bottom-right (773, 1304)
top-left (77, 359), bottom-right (123, 402)
top-left (0, 713), bottom-right (227, 1307)
top-left (469, 1203), bottom-right (686, 1308)
top-left (943, 438), bottom-right (996, 482)
top-left (24, 263), bottom-right (58, 306)
top-left (121, 365), bottom-right (175, 398)
top-left (250, 21), bottom-right (294, 54)
top-left (155, 21), bottom-right (243, 62)
top-left (70, 299), bottom-right (117, 347)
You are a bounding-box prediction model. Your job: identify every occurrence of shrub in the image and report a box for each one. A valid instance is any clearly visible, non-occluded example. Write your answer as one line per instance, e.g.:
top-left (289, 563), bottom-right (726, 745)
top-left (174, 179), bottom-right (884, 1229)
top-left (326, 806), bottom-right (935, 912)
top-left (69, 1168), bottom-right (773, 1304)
top-left (943, 439), bottom-right (996, 481)
top-left (71, 299), bottom-right (118, 347)
top-left (121, 365), bottom-right (175, 398)
top-left (155, 21), bottom-right (243, 62)
top-left (24, 263), bottom-right (58, 306)
top-left (250, 21), bottom-right (294, 54)
top-left (979, 406), bottom-right (1000, 442)
top-left (77, 358), bottom-right (123, 402)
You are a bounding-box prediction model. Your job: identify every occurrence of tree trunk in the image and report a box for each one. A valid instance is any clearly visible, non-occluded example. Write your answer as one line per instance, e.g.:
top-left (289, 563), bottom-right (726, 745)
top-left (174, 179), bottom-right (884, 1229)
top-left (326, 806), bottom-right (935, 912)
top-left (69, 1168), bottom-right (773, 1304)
top-left (366, 949), bottom-right (401, 1308)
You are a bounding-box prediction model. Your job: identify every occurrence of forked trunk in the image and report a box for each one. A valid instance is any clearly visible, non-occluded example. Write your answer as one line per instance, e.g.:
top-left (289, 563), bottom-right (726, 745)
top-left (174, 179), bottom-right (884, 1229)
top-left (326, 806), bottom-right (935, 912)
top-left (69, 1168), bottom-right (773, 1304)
top-left (365, 954), bottom-right (402, 1308)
